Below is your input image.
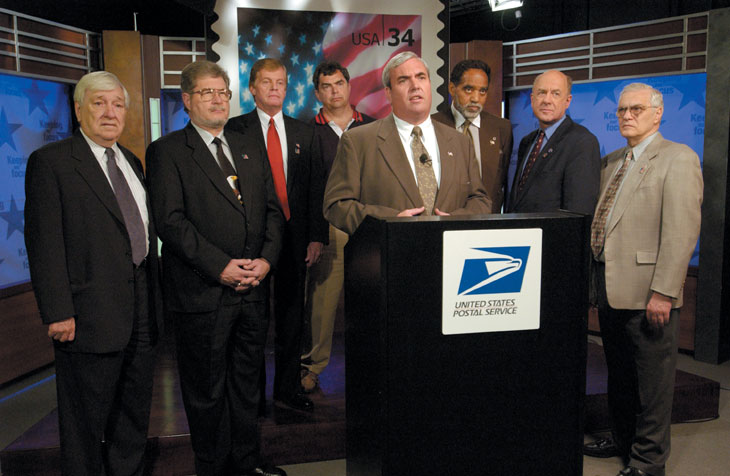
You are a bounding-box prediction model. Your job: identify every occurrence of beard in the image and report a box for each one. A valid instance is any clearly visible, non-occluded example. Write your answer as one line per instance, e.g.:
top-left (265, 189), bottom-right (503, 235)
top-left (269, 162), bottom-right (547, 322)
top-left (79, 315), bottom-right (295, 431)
top-left (455, 99), bottom-right (483, 119)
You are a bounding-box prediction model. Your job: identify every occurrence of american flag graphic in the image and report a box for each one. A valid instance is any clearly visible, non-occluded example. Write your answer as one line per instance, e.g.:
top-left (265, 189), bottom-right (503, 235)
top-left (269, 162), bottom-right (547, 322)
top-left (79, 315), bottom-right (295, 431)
top-left (237, 9), bottom-right (421, 121)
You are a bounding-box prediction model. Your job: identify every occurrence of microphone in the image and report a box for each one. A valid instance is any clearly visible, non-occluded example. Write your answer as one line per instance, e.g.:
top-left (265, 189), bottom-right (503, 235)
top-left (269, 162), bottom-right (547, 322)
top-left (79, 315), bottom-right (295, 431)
top-left (419, 153), bottom-right (431, 165)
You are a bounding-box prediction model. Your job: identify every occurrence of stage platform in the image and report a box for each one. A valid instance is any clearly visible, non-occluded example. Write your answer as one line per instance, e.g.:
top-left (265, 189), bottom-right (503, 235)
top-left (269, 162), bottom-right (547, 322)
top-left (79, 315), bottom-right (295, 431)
top-left (1, 335), bottom-right (719, 476)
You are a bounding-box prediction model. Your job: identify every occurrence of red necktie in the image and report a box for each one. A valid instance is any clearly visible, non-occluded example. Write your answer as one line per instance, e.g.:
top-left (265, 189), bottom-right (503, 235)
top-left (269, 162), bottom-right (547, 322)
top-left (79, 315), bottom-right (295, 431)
top-left (267, 118), bottom-right (290, 220)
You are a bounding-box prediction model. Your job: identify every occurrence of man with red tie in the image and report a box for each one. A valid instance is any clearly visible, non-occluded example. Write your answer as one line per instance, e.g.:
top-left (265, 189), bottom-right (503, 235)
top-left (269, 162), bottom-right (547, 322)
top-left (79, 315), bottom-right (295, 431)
top-left (227, 58), bottom-right (328, 413)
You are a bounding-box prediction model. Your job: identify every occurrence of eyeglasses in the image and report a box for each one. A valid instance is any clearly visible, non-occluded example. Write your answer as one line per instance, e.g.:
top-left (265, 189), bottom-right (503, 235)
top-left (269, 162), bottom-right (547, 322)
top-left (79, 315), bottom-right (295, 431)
top-left (191, 88), bottom-right (232, 101)
top-left (616, 105), bottom-right (657, 117)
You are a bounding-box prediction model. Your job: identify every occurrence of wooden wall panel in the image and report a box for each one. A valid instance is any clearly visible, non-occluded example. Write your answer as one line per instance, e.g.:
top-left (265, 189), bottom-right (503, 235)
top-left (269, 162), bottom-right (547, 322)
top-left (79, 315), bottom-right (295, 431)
top-left (0, 291), bottom-right (54, 385)
top-left (102, 30), bottom-right (146, 161)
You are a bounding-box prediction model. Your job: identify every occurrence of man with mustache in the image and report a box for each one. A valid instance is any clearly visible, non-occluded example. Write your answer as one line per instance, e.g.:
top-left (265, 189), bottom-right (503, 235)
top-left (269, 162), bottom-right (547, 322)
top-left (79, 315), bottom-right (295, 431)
top-left (146, 60), bottom-right (286, 476)
top-left (432, 59), bottom-right (513, 213)
top-left (227, 58), bottom-right (328, 413)
top-left (505, 69), bottom-right (601, 215)
top-left (324, 51), bottom-right (491, 235)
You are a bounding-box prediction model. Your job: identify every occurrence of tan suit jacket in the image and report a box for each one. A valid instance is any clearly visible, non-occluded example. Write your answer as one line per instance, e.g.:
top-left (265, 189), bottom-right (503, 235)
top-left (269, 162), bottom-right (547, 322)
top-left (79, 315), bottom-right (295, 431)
top-left (324, 114), bottom-right (491, 234)
top-left (600, 133), bottom-right (703, 309)
top-left (432, 109), bottom-right (513, 213)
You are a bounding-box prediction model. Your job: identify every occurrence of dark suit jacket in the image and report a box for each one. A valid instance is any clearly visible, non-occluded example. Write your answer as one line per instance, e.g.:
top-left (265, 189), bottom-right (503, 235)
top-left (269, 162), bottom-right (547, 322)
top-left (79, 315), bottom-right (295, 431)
top-left (24, 130), bottom-right (162, 353)
top-left (432, 109), bottom-right (513, 213)
top-left (226, 110), bottom-right (328, 256)
top-left (506, 115), bottom-right (600, 215)
top-left (145, 122), bottom-right (284, 313)
top-left (323, 114), bottom-right (492, 235)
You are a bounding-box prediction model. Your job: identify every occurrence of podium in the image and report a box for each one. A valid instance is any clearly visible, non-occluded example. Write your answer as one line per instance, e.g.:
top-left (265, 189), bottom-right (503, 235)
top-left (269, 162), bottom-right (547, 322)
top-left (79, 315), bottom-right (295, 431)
top-left (344, 212), bottom-right (591, 476)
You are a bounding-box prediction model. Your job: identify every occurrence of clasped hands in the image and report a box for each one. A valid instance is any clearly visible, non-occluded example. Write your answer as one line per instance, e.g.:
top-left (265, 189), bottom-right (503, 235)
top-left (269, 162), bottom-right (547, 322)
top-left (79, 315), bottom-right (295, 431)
top-left (220, 258), bottom-right (270, 291)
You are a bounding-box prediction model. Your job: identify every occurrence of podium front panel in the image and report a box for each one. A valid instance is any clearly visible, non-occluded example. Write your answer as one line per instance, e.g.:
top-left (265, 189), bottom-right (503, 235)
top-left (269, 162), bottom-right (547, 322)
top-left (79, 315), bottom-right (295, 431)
top-left (345, 213), bottom-right (590, 476)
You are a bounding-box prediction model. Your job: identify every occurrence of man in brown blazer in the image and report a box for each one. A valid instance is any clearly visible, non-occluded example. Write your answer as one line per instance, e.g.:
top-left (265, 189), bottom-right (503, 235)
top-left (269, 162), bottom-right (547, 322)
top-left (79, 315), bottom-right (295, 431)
top-left (324, 52), bottom-right (491, 235)
top-left (585, 83), bottom-right (703, 476)
top-left (432, 59), bottom-right (512, 212)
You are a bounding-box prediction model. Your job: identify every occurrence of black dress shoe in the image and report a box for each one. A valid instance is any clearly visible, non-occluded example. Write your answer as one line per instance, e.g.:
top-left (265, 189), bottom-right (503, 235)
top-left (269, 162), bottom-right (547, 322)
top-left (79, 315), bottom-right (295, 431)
top-left (274, 392), bottom-right (314, 412)
top-left (618, 466), bottom-right (649, 476)
top-left (584, 437), bottom-right (621, 458)
top-left (240, 466), bottom-right (288, 476)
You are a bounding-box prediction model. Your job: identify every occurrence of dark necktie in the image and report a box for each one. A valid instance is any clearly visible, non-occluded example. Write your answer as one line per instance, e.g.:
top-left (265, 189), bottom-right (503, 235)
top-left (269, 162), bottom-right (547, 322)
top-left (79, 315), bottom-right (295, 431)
top-left (212, 137), bottom-right (242, 204)
top-left (410, 126), bottom-right (438, 215)
top-left (105, 148), bottom-right (146, 265)
top-left (590, 149), bottom-right (633, 257)
top-left (267, 118), bottom-right (290, 220)
top-left (517, 129), bottom-right (545, 194)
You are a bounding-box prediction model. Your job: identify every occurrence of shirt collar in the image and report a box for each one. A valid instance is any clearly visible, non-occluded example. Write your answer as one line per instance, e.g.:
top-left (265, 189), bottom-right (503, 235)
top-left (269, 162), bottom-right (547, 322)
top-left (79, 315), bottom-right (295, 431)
top-left (256, 107), bottom-right (284, 128)
top-left (393, 114), bottom-right (433, 136)
top-left (630, 132), bottom-right (660, 161)
top-left (314, 107), bottom-right (365, 126)
top-left (542, 114), bottom-right (567, 141)
top-left (190, 121), bottom-right (227, 147)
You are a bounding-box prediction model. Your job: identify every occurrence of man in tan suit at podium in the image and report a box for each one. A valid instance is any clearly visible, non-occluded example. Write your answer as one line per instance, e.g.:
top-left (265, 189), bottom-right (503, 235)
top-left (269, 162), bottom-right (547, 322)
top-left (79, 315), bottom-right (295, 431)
top-left (585, 82), bottom-right (703, 476)
top-left (323, 52), bottom-right (491, 235)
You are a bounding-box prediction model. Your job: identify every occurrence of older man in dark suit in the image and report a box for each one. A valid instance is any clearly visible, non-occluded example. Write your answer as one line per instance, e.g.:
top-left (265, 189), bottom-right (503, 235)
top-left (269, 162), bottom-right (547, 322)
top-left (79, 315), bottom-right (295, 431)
top-left (505, 69), bottom-right (600, 215)
top-left (25, 71), bottom-right (162, 476)
top-left (146, 60), bottom-right (285, 476)
top-left (226, 58), bottom-right (328, 413)
top-left (432, 59), bottom-right (513, 212)
top-left (324, 52), bottom-right (491, 235)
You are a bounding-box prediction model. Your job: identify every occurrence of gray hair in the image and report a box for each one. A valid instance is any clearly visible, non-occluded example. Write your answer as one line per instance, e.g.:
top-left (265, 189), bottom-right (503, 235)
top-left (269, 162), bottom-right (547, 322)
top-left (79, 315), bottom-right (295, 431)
top-left (620, 82), bottom-right (663, 107)
top-left (382, 52), bottom-right (429, 89)
top-left (74, 71), bottom-right (129, 107)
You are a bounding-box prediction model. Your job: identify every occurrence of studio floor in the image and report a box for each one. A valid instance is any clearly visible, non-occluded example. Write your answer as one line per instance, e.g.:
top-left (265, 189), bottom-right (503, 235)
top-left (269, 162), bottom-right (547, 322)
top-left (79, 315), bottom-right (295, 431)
top-left (1, 334), bottom-right (729, 476)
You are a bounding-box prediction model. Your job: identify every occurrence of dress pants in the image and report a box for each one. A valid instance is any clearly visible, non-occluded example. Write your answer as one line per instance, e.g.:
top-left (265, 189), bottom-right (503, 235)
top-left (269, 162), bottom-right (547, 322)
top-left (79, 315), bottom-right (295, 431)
top-left (264, 226), bottom-right (307, 400)
top-left (594, 261), bottom-right (679, 476)
top-left (174, 296), bottom-right (268, 476)
top-left (54, 265), bottom-right (156, 476)
top-left (301, 224), bottom-right (347, 375)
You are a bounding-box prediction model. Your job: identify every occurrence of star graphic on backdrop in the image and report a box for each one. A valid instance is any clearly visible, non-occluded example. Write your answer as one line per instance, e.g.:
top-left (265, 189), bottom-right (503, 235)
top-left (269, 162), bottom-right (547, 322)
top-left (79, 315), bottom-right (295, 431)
top-left (291, 53), bottom-right (300, 65)
top-left (287, 102), bottom-right (296, 115)
top-left (265, 34), bottom-right (273, 45)
top-left (299, 34), bottom-right (307, 45)
top-left (258, 52), bottom-right (266, 60)
top-left (593, 88), bottom-right (616, 106)
top-left (0, 195), bottom-right (24, 238)
top-left (320, 22), bottom-right (329, 33)
top-left (295, 83), bottom-right (305, 96)
top-left (677, 86), bottom-right (705, 110)
top-left (312, 104), bottom-right (321, 114)
top-left (241, 89), bottom-right (252, 103)
top-left (278, 44), bottom-right (285, 55)
top-left (239, 61), bottom-right (249, 75)
top-left (312, 41), bottom-right (322, 54)
top-left (252, 25), bottom-right (260, 37)
top-left (304, 63), bottom-right (314, 77)
top-left (245, 42), bottom-right (255, 55)
top-left (23, 82), bottom-right (50, 116)
top-left (0, 108), bottom-right (22, 151)
top-left (298, 95), bottom-right (305, 107)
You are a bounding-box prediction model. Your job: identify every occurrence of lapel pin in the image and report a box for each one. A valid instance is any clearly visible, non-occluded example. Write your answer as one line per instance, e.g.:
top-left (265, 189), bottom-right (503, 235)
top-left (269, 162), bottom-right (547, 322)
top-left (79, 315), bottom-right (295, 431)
top-left (242, 153), bottom-right (249, 160)
top-left (490, 140), bottom-right (496, 145)
top-left (448, 151), bottom-right (454, 156)
top-left (295, 143), bottom-right (301, 154)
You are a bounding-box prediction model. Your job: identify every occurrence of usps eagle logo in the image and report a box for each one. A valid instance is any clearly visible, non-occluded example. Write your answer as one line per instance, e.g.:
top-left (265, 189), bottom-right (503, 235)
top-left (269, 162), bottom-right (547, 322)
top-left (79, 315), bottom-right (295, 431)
top-left (457, 247), bottom-right (531, 295)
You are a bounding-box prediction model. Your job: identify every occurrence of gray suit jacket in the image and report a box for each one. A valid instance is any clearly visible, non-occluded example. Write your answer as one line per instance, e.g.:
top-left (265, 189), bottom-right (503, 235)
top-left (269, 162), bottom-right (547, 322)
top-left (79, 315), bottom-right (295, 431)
top-left (323, 114), bottom-right (491, 234)
top-left (599, 133), bottom-right (703, 309)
